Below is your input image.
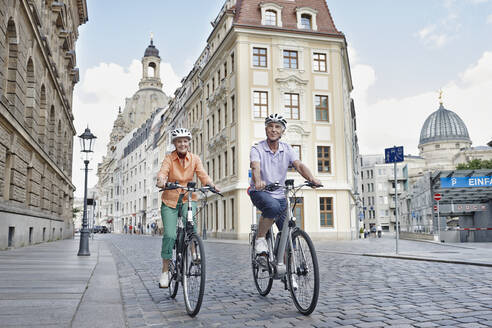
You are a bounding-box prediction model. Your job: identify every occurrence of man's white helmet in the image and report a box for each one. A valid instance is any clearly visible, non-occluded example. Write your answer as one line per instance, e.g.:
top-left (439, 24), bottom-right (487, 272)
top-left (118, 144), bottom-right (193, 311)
top-left (265, 113), bottom-right (287, 128)
top-left (170, 128), bottom-right (192, 142)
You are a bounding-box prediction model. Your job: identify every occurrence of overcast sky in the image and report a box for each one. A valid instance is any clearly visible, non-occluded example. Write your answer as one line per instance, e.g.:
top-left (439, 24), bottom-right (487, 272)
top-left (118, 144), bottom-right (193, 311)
top-left (72, 0), bottom-right (492, 196)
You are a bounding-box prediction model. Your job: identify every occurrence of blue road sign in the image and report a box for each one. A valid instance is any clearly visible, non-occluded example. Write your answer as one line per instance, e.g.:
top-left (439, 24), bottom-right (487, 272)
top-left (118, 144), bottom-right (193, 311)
top-left (441, 176), bottom-right (492, 188)
top-left (359, 212), bottom-right (364, 219)
top-left (385, 146), bottom-right (404, 163)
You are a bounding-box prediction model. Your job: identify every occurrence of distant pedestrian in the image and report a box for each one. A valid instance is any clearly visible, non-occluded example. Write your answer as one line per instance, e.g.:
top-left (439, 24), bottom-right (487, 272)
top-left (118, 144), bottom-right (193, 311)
top-left (129, 225), bottom-right (133, 235)
top-left (124, 224), bottom-right (128, 234)
top-left (364, 228), bottom-right (368, 239)
top-left (370, 226), bottom-right (376, 237)
top-left (138, 223), bottom-right (142, 235)
top-left (377, 225), bottom-right (382, 238)
top-left (146, 223), bottom-right (150, 234)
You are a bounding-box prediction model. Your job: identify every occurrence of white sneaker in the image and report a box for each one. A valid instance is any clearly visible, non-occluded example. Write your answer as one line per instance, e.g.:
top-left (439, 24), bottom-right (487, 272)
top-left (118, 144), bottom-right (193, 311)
top-left (291, 276), bottom-right (298, 291)
top-left (255, 237), bottom-right (268, 255)
top-left (159, 272), bottom-right (169, 288)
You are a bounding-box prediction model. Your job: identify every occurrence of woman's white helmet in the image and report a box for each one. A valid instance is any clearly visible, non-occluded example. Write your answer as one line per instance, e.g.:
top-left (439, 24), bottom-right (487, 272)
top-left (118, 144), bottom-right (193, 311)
top-left (265, 113), bottom-right (287, 129)
top-left (170, 128), bottom-right (192, 142)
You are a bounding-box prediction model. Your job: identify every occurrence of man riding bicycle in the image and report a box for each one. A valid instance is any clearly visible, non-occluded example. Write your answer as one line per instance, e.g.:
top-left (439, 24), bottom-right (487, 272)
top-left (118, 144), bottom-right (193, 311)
top-left (249, 114), bottom-right (321, 257)
top-left (156, 128), bottom-right (218, 288)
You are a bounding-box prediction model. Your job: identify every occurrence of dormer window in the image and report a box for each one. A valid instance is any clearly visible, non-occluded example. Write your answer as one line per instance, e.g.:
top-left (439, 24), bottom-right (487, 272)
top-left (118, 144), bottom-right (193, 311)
top-left (296, 7), bottom-right (318, 31)
top-left (300, 14), bottom-right (312, 29)
top-left (265, 10), bottom-right (277, 26)
top-left (260, 3), bottom-right (283, 27)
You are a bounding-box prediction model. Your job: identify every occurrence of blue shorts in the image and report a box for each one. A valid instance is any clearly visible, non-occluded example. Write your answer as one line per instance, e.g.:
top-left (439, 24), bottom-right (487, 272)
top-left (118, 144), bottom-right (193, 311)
top-left (249, 191), bottom-right (287, 230)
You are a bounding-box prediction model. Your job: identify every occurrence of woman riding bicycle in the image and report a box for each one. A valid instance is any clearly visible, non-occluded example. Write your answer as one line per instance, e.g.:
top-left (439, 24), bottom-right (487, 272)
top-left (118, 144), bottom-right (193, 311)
top-left (156, 128), bottom-right (218, 288)
top-left (249, 114), bottom-right (321, 256)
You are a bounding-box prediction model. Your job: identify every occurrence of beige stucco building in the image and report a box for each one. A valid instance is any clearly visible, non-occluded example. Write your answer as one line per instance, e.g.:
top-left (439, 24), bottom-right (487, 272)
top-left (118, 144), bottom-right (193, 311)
top-left (157, 0), bottom-right (359, 240)
top-left (0, 0), bottom-right (87, 249)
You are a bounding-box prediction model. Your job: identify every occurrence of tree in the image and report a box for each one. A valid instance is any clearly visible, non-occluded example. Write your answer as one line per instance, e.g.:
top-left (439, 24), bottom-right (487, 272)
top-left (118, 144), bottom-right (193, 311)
top-left (456, 159), bottom-right (492, 170)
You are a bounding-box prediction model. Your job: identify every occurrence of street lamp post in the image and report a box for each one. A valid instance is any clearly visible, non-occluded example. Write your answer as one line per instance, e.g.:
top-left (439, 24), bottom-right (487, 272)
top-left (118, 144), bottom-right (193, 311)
top-left (77, 127), bottom-right (97, 256)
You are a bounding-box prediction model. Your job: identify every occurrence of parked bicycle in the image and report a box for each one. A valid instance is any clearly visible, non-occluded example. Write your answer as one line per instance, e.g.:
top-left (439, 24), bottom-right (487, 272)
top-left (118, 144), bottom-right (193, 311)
top-left (161, 181), bottom-right (223, 316)
top-left (250, 179), bottom-right (320, 315)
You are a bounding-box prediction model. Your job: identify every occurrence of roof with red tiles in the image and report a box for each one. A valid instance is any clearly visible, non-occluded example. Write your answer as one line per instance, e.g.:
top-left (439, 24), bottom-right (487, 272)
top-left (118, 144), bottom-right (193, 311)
top-left (233, 0), bottom-right (342, 36)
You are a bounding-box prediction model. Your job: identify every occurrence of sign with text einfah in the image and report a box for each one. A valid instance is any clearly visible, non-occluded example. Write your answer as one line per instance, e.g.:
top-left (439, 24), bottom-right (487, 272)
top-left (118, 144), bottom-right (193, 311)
top-left (441, 176), bottom-right (492, 188)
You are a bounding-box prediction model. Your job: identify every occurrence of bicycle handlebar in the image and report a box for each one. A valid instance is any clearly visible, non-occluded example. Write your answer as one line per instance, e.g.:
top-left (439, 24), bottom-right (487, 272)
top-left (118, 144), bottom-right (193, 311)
top-left (263, 181), bottom-right (323, 191)
top-left (159, 182), bottom-right (224, 197)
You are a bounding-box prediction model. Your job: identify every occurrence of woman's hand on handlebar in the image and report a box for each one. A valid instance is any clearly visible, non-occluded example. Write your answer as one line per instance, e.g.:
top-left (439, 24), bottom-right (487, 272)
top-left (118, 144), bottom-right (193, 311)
top-left (156, 177), bottom-right (167, 188)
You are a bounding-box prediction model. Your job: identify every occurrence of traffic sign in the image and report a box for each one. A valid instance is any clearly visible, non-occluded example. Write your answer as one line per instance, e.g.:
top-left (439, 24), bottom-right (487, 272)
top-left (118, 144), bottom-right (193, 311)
top-left (385, 146), bottom-right (404, 163)
top-left (434, 205), bottom-right (438, 211)
top-left (434, 193), bottom-right (442, 201)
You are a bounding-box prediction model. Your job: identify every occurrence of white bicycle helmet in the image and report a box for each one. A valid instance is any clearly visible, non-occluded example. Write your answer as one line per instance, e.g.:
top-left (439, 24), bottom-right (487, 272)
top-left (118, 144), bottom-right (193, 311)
top-left (265, 113), bottom-right (287, 128)
top-left (170, 128), bottom-right (192, 142)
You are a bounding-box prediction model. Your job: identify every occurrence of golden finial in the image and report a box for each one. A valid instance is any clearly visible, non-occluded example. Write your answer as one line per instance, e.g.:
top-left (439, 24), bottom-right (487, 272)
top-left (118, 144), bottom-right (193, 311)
top-left (438, 89), bottom-right (443, 105)
top-left (150, 32), bottom-right (154, 42)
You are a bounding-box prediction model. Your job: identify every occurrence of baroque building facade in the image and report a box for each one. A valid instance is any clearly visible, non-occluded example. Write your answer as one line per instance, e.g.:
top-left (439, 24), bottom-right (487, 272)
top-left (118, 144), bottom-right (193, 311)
top-left (0, 0), bottom-right (88, 249)
top-left (157, 0), bottom-right (359, 240)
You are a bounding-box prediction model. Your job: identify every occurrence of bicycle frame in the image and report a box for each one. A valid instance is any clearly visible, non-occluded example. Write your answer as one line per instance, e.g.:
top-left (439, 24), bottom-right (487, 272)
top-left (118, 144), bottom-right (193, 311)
top-left (253, 180), bottom-right (306, 279)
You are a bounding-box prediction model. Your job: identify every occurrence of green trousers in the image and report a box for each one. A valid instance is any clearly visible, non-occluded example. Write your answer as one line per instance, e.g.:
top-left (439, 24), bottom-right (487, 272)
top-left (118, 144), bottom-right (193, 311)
top-left (160, 200), bottom-right (197, 259)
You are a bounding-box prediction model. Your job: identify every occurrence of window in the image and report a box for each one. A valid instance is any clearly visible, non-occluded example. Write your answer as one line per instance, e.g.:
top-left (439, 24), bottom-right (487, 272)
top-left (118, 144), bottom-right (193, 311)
top-left (231, 198), bottom-right (235, 230)
top-left (224, 151), bottom-right (228, 177)
top-left (224, 62), bottom-right (227, 79)
top-left (320, 197), bottom-right (333, 227)
top-left (232, 147), bottom-right (236, 175)
top-left (313, 53), bottom-right (327, 72)
top-left (212, 114), bottom-right (215, 135)
top-left (253, 47), bottom-right (267, 67)
top-left (231, 95), bottom-right (235, 122)
top-left (289, 145), bottom-right (301, 171)
top-left (253, 91), bottom-right (268, 118)
top-left (317, 146), bottom-right (331, 173)
top-left (223, 199), bottom-right (227, 230)
top-left (212, 78), bottom-right (215, 92)
top-left (218, 109), bottom-right (221, 130)
top-left (231, 53), bottom-right (234, 72)
top-left (218, 155), bottom-right (222, 179)
top-left (284, 93), bottom-right (299, 120)
top-left (264, 10), bottom-right (277, 26)
top-left (301, 14), bottom-right (312, 29)
top-left (224, 102), bottom-right (228, 126)
top-left (283, 50), bottom-right (298, 69)
top-left (212, 159), bottom-right (215, 180)
top-left (315, 95), bottom-right (329, 121)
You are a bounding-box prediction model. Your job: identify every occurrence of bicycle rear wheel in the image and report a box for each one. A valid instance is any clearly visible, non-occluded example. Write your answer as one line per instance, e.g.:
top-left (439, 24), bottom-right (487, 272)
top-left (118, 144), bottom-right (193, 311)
top-left (168, 246), bottom-right (179, 298)
top-left (251, 233), bottom-right (273, 296)
top-left (287, 229), bottom-right (319, 315)
top-left (182, 233), bottom-right (206, 317)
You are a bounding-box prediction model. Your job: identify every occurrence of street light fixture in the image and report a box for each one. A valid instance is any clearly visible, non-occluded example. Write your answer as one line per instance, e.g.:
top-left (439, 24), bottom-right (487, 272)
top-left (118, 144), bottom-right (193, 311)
top-left (77, 127), bottom-right (97, 256)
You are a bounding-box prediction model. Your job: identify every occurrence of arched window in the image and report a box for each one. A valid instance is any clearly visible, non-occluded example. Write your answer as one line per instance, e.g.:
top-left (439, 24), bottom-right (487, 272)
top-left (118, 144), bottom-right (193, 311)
top-left (48, 106), bottom-right (55, 156)
top-left (25, 58), bottom-right (36, 135)
top-left (264, 10), bottom-right (277, 26)
top-left (39, 85), bottom-right (47, 146)
top-left (301, 14), bottom-right (312, 29)
top-left (148, 62), bottom-right (156, 78)
top-left (5, 18), bottom-right (18, 108)
top-left (57, 121), bottom-right (62, 164)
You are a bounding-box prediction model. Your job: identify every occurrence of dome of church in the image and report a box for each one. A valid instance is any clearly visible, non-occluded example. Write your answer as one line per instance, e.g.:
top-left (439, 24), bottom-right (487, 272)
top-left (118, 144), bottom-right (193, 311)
top-left (144, 40), bottom-right (160, 58)
top-left (419, 103), bottom-right (471, 146)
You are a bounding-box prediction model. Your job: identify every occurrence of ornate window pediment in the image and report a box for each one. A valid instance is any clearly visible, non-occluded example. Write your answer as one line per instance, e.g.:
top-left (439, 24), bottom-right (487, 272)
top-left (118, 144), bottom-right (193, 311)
top-left (260, 3), bottom-right (283, 27)
top-left (296, 7), bottom-right (318, 31)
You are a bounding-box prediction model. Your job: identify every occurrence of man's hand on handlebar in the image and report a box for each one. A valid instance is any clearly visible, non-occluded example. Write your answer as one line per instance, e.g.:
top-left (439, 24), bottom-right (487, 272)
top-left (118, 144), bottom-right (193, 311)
top-left (255, 180), bottom-right (266, 191)
top-left (308, 178), bottom-right (323, 188)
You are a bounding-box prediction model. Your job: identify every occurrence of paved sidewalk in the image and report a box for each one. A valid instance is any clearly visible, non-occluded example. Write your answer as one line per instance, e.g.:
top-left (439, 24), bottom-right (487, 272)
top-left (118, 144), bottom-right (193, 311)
top-left (0, 237), bottom-right (125, 327)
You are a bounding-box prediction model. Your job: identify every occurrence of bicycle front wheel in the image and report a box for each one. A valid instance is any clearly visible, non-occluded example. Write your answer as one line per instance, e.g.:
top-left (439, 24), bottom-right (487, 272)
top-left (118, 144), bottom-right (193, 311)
top-left (251, 233), bottom-right (273, 296)
top-left (182, 233), bottom-right (206, 317)
top-left (287, 229), bottom-right (320, 315)
top-left (168, 246), bottom-right (179, 299)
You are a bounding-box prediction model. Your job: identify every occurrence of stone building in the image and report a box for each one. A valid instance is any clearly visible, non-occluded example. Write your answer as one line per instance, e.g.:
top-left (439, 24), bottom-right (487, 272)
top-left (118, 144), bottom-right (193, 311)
top-left (0, 0), bottom-right (87, 249)
top-left (157, 0), bottom-right (359, 240)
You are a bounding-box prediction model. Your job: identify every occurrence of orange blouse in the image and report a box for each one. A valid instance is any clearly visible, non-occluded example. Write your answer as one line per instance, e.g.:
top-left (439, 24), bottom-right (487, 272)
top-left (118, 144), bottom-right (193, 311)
top-left (157, 151), bottom-right (212, 208)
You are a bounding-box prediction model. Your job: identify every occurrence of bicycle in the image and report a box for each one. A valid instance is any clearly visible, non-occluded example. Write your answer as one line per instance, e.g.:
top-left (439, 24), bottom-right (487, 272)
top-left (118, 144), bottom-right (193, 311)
top-left (160, 181), bottom-right (223, 317)
top-left (250, 179), bottom-right (321, 315)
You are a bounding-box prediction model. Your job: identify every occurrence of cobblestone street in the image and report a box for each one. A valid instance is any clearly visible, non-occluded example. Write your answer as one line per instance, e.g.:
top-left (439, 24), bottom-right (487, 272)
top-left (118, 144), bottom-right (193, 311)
top-left (106, 234), bottom-right (492, 327)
